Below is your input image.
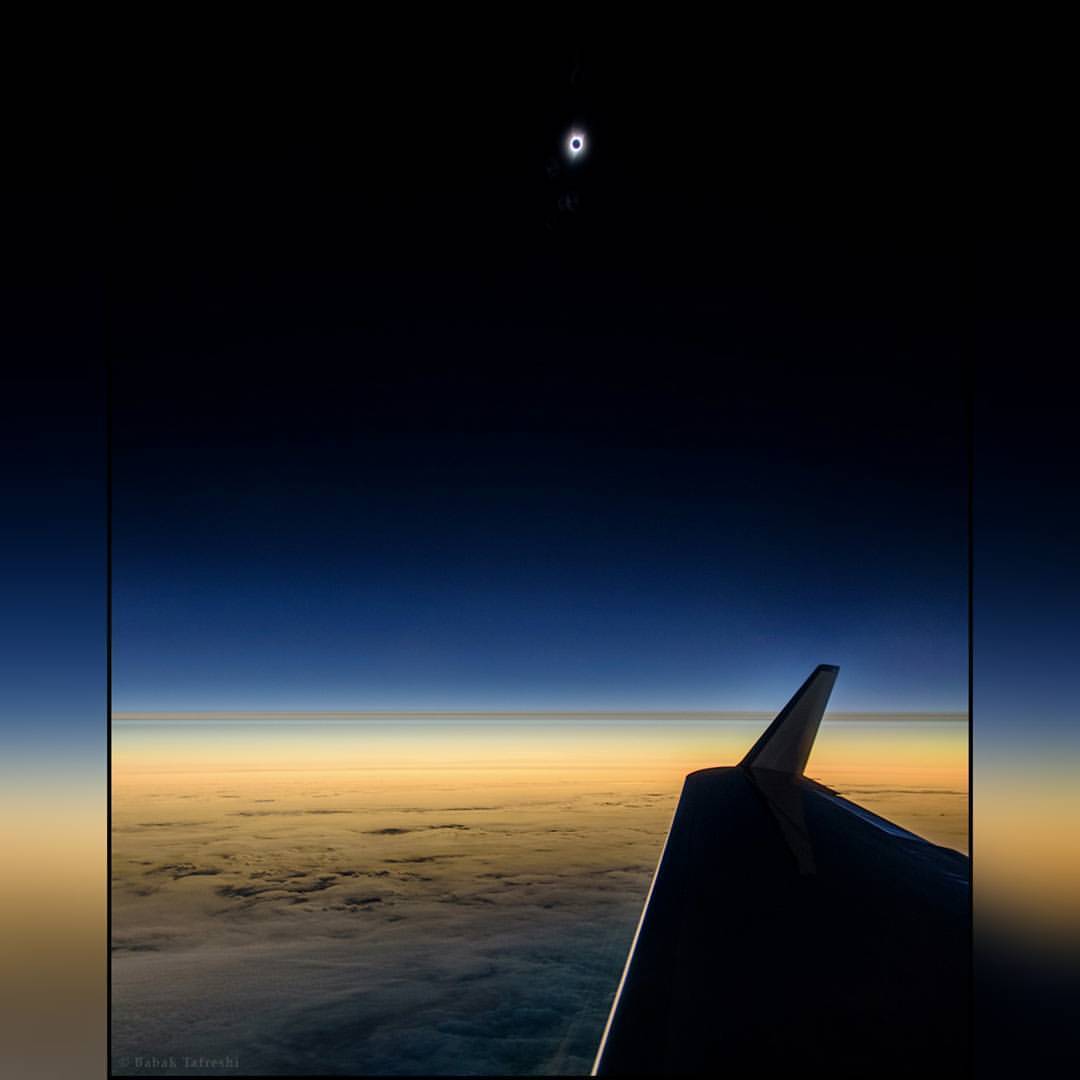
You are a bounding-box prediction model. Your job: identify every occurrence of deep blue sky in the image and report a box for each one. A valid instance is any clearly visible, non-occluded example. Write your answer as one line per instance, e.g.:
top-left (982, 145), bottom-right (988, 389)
top-left (113, 416), bottom-right (967, 711)
top-left (4, 189), bottom-right (104, 764)
top-left (104, 50), bottom-right (979, 714)
top-left (112, 298), bottom-right (969, 711)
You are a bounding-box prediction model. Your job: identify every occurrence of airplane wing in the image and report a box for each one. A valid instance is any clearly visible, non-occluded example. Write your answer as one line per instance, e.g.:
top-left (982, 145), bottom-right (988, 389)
top-left (592, 665), bottom-right (969, 1077)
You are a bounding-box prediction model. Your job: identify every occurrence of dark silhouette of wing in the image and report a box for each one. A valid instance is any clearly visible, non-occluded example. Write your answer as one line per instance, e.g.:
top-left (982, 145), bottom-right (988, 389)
top-left (592, 665), bottom-right (969, 1077)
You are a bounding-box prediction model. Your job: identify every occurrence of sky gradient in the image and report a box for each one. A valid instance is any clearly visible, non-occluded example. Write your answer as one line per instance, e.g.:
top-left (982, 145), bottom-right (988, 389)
top-left (105, 48), bottom-right (973, 717)
top-left (7, 28), bottom-right (1080, 1080)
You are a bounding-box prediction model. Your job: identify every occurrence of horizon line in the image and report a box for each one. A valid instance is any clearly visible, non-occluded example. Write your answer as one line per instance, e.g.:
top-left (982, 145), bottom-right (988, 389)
top-left (112, 709), bottom-right (968, 721)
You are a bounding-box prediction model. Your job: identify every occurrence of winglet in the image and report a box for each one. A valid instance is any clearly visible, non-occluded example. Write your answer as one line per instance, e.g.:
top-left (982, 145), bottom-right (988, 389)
top-left (740, 665), bottom-right (839, 777)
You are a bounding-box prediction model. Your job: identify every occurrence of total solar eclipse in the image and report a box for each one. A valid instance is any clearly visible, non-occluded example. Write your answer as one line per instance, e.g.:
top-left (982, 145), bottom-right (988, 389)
top-left (566, 130), bottom-right (586, 159)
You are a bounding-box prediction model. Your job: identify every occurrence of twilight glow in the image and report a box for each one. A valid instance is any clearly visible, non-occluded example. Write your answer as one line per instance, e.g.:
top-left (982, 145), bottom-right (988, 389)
top-left (111, 710), bottom-right (966, 1074)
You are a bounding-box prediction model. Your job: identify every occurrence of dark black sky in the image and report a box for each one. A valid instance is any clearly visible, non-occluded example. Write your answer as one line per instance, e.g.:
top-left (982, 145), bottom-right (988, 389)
top-left (107, 34), bottom-right (1066, 455)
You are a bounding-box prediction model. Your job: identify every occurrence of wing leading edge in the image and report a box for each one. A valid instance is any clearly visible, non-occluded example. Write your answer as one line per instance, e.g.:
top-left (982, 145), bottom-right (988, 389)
top-left (592, 665), bottom-right (970, 1077)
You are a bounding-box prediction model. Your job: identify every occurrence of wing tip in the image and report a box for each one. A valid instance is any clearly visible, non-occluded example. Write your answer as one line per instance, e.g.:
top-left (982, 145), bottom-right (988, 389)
top-left (740, 664), bottom-right (839, 777)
